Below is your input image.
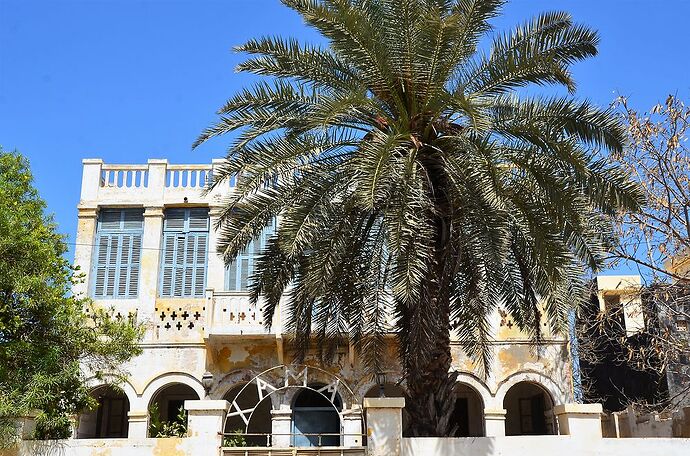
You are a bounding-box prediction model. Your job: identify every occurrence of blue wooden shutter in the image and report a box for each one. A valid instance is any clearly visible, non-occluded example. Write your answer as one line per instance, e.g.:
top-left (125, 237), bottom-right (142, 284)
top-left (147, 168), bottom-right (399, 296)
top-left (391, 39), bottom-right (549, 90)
top-left (225, 219), bottom-right (275, 292)
top-left (160, 208), bottom-right (208, 298)
top-left (92, 209), bottom-right (143, 299)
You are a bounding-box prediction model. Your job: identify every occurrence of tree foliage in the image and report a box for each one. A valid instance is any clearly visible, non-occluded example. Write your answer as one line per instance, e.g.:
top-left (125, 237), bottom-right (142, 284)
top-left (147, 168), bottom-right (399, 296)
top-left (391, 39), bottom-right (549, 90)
top-left (195, 0), bottom-right (643, 435)
top-left (577, 95), bottom-right (690, 412)
top-left (609, 95), bottom-right (690, 281)
top-left (0, 149), bottom-right (143, 446)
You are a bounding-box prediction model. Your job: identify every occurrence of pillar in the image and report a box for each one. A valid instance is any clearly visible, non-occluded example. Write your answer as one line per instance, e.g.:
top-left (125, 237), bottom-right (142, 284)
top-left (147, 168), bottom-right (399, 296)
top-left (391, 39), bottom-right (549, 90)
top-left (185, 399), bottom-right (230, 436)
top-left (271, 407), bottom-right (292, 447)
top-left (484, 408), bottom-right (507, 437)
top-left (342, 406), bottom-right (363, 447)
top-left (553, 403), bottom-right (603, 438)
top-left (127, 410), bottom-right (149, 438)
top-left (364, 397), bottom-right (404, 456)
top-left (72, 207), bottom-right (98, 297)
top-left (80, 158), bottom-right (103, 203)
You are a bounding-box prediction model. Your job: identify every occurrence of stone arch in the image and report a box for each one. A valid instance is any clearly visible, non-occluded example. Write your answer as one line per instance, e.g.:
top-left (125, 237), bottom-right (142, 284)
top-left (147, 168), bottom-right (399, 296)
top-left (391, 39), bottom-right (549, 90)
top-left (497, 371), bottom-right (561, 436)
top-left (355, 372), bottom-right (405, 402)
top-left (494, 370), bottom-right (565, 407)
top-left (454, 371), bottom-right (492, 407)
top-left (141, 372), bottom-right (205, 407)
top-left (213, 369), bottom-right (261, 399)
top-left (84, 376), bottom-right (137, 405)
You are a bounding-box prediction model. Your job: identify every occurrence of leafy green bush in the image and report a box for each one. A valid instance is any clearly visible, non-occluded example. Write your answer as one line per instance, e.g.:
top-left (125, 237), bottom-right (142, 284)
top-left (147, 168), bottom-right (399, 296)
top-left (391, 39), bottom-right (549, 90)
top-left (148, 403), bottom-right (187, 438)
top-left (222, 429), bottom-right (247, 447)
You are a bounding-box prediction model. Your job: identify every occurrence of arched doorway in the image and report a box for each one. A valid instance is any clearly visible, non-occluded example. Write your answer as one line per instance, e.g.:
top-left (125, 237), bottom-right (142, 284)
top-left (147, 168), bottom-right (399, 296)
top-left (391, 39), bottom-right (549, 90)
top-left (292, 384), bottom-right (342, 447)
top-left (223, 383), bottom-right (272, 446)
top-left (452, 384), bottom-right (485, 437)
top-left (77, 386), bottom-right (130, 438)
top-left (148, 383), bottom-right (200, 437)
top-left (503, 382), bottom-right (554, 435)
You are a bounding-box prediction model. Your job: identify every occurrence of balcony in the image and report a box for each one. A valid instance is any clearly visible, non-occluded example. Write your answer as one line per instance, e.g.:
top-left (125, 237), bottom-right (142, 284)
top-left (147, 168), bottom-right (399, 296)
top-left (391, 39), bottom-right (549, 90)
top-left (79, 158), bottom-right (233, 208)
top-left (205, 290), bottom-right (280, 341)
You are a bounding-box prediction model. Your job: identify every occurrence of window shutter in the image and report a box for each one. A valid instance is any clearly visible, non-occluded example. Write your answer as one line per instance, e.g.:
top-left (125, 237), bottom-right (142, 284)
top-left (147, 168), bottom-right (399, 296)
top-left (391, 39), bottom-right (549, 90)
top-left (193, 233), bottom-right (208, 297)
top-left (94, 235), bottom-right (111, 297)
top-left (160, 233), bottom-right (177, 297)
top-left (224, 219), bottom-right (275, 292)
top-left (92, 209), bottom-right (143, 299)
top-left (160, 208), bottom-right (209, 298)
top-left (128, 234), bottom-right (141, 298)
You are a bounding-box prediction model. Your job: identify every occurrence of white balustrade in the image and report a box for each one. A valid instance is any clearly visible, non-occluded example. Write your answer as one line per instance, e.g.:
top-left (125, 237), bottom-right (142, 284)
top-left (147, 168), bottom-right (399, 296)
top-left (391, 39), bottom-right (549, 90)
top-left (165, 165), bottom-right (212, 189)
top-left (206, 291), bottom-right (272, 338)
top-left (100, 165), bottom-right (149, 188)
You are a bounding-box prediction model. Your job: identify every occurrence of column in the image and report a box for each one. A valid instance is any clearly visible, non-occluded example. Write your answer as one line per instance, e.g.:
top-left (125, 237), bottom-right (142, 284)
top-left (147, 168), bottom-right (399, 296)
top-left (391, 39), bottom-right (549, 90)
top-left (342, 406), bottom-right (363, 447)
top-left (73, 207), bottom-right (99, 297)
top-left (271, 406), bottom-right (292, 447)
top-left (127, 410), bottom-right (149, 438)
top-left (80, 158), bottom-right (103, 203)
top-left (484, 408), bottom-right (507, 437)
top-left (364, 397), bottom-right (404, 456)
top-left (553, 403), bottom-right (603, 438)
top-left (185, 400), bottom-right (230, 453)
top-left (206, 207), bottom-right (226, 291)
top-left (139, 206), bottom-right (164, 338)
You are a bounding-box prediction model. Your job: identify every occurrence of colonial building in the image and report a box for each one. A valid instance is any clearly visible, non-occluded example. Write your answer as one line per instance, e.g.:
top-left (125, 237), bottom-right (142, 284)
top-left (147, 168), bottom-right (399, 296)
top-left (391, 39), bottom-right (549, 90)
top-left (72, 158), bottom-right (575, 446)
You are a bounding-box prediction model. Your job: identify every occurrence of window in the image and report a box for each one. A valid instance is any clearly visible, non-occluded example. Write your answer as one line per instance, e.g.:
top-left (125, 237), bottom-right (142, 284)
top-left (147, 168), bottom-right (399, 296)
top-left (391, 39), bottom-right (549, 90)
top-left (225, 220), bottom-right (276, 292)
top-left (92, 208), bottom-right (144, 299)
top-left (159, 208), bottom-right (209, 298)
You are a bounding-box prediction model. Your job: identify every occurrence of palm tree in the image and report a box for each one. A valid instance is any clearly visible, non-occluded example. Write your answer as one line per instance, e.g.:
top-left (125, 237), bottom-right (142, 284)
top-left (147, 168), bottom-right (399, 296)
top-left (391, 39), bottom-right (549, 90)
top-left (195, 0), bottom-right (643, 436)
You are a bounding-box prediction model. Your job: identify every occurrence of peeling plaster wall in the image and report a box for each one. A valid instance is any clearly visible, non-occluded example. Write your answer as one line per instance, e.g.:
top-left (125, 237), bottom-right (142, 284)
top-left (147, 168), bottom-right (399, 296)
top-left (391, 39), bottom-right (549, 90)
top-left (74, 160), bottom-right (573, 424)
top-left (6, 438), bottom-right (217, 456)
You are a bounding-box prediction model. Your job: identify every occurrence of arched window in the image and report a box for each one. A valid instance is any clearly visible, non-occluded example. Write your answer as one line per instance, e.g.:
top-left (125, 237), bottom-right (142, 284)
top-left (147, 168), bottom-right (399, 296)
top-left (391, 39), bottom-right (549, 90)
top-left (503, 382), bottom-right (555, 435)
top-left (292, 384), bottom-right (342, 447)
top-left (223, 383), bottom-right (272, 446)
top-left (77, 386), bottom-right (130, 438)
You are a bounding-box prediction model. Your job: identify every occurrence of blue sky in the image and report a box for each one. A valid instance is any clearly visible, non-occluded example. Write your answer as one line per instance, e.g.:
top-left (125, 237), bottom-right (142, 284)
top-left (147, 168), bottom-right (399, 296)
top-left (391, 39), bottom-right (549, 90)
top-left (1, 0), bottom-right (689, 266)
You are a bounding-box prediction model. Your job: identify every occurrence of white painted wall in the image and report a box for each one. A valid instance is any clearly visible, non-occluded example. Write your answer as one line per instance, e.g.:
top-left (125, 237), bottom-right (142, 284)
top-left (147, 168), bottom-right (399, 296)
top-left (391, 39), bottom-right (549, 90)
top-left (402, 436), bottom-right (690, 456)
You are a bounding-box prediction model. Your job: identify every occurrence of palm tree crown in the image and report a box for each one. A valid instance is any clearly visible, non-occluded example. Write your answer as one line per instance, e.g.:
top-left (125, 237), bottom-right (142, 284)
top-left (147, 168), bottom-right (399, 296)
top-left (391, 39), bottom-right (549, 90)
top-left (195, 0), bottom-right (643, 436)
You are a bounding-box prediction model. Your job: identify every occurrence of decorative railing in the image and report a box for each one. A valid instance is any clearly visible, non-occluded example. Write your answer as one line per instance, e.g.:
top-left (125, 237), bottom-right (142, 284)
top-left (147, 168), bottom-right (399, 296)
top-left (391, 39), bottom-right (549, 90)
top-left (82, 159), bottom-right (238, 205)
top-left (165, 164), bottom-right (212, 189)
top-left (100, 164), bottom-right (149, 188)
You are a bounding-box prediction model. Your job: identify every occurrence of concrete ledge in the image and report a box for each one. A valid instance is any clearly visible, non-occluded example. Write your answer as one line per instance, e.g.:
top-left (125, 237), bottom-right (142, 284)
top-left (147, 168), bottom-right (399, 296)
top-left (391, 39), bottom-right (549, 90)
top-left (184, 400), bottom-right (230, 412)
top-left (364, 397), bottom-right (405, 409)
top-left (484, 409), bottom-right (507, 418)
top-left (553, 403), bottom-right (603, 415)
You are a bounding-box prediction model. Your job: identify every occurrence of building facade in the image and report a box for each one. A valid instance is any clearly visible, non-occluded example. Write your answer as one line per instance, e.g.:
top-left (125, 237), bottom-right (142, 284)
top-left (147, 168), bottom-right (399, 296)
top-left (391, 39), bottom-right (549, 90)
top-left (72, 158), bottom-right (574, 446)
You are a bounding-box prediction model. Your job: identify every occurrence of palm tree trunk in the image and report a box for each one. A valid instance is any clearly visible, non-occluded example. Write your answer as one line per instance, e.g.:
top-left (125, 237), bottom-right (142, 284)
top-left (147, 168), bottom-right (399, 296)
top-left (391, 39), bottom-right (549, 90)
top-left (402, 269), bottom-right (459, 437)
top-left (402, 151), bottom-right (459, 436)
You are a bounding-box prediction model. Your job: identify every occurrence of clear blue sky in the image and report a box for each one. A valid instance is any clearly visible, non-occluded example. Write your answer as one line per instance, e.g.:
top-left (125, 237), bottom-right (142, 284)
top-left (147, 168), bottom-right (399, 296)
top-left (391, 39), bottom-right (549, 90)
top-left (1, 0), bottom-right (689, 265)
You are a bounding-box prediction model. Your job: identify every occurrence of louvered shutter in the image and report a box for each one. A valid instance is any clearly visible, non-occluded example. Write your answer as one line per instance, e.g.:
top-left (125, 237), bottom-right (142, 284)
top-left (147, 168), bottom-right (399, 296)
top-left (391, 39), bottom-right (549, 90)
top-left (224, 219), bottom-right (275, 291)
top-left (94, 235), bottom-right (111, 297)
top-left (193, 233), bottom-right (208, 296)
top-left (92, 209), bottom-right (143, 299)
top-left (160, 233), bottom-right (177, 297)
top-left (160, 208), bottom-right (208, 298)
